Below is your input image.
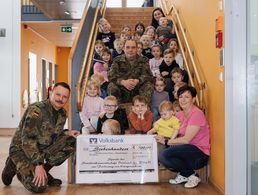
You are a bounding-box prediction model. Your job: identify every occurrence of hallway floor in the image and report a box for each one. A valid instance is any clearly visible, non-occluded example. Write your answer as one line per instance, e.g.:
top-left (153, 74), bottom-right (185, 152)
top-left (0, 136), bottom-right (220, 195)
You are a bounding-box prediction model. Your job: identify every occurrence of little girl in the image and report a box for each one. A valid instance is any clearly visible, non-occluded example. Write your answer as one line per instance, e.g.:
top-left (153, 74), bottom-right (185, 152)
top-left (93, 47), bottom-right (112, 82)
top-left (79, 80), bottom-right (104, 134)
top-left (168, 38), bottom-right (183, 69)
top-left (145, 26), bottom-right (157, 45)
top-left (168, 38), bottom-right (189, 83)
top-left (151, 77), bottom-right (169, 122)
top-left (93, 40), bottom-right (105, 64)
top-left (135, 22), bottom-right (145, 36)
top-left (149, 44), bottom-right (163, 77)
top-left (97, 18), bottom-right (116, 50)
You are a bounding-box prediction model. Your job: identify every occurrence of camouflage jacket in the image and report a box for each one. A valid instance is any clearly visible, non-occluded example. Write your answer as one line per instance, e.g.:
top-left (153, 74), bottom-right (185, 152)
top-left (108, 54), bottom-right (153, 86)
top-left (9, 99), bottom-right (67, 165)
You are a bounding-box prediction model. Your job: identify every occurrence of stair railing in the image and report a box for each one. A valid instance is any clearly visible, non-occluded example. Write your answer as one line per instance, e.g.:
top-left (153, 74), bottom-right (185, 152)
top-left (76, 0), bottom-right (107, 112)
top-left (160, 0), bottom-right (208, 114)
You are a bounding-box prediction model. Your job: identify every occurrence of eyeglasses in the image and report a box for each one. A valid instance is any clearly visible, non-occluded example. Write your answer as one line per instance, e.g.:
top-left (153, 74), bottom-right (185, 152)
top-left (104, 104), bottom-right (117, 108)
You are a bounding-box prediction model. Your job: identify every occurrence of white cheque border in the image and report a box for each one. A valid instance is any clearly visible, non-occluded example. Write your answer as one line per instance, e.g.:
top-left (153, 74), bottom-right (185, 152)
top-left (76, 135), bottom-right (159, 184)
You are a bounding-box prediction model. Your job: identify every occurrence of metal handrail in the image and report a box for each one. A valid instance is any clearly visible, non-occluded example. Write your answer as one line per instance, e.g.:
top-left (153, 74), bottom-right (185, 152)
top-left (160, 0), bottom-right (208, 112)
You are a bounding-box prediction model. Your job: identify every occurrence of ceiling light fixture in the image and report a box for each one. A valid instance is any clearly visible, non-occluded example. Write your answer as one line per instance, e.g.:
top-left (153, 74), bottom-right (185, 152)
top-left (64, 11), bottom-right (70, 15)
top-left (59, 0), bottom-right (65, 5)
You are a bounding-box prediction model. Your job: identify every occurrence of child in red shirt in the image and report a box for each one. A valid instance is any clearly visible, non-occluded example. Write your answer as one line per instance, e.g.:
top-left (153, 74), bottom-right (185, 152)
top-left (128, 95), bottom-right (153, 134)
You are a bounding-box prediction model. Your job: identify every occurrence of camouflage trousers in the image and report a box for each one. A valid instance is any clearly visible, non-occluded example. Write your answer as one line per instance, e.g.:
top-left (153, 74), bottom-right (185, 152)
top-left (107, 81), bottom-right (154, 105)
top-left (10, 135), bottom-right (76, 193)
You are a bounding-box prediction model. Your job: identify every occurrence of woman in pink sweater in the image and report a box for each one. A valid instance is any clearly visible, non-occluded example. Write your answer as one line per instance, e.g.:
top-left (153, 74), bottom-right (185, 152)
top-left (156, 85), bottom-right (210, 188)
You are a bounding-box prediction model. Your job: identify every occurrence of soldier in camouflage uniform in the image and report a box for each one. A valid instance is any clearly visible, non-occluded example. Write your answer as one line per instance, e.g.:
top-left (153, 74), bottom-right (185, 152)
top-left (1, 82), bottom-right (80, 193)
top-left (107, 39), bottom-right (154, 104)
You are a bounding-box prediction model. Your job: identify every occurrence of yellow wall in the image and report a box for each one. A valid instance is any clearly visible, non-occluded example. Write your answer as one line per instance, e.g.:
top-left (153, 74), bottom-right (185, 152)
top-left (21, 25), bottom-right (56, 113)
top-left (170, 0), bottom-right (225, 192)
top-left (56, 47), bottom-right (71, 111)
top-left (56, 47), bottom-right (70, 83)
top-left (21, 26), bottom-right (70, 114)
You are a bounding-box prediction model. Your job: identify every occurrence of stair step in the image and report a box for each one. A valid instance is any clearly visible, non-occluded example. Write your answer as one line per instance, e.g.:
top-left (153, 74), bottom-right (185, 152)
top-left (105, 7), bottom-right (153, 36)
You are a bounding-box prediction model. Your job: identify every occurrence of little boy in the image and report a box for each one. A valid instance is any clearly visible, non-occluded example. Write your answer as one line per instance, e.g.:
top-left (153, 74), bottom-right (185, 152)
top-left (159, 49), bottom-right (179, 101)
top-left (171, 67), bottom-right (186, 101)
top-left (112, 38), bottom-right (125, 59)
top-left (96, 96), bottom-right (126, 134)
top-left (148, 100), bottom-right (180, 151)
top-left (156, 17), bottom-right (176, 47)
top-left (140, 35), bottom-right (153, 59)
top-left (128, 95), bottom-right (153, 134)
top-left (102, 119), bottom-right (121, 135)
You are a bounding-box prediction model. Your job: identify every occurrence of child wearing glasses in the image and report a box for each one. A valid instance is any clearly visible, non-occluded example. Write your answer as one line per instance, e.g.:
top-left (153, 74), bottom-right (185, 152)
top-left (96, 95), bottom-right (126, 134)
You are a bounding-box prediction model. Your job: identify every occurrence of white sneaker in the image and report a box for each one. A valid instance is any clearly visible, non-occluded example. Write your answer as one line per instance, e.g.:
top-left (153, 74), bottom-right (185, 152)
top-left (184, 174), bottom-right (201, 188)
top-left (169, 173), bottom-right (188, 184)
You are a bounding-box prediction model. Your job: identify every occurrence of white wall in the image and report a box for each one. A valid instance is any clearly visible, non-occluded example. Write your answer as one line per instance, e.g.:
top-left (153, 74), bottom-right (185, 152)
top-left (0, 0), bottom-right (21, 128)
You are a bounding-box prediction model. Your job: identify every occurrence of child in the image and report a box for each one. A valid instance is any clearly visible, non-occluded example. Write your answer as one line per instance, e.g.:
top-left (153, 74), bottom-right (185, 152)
top-left (135, 22), bottom-right (145, 36)
top-left (112, 38), bottom-right (125, 59)
top-left (120, 30), bottom-right (130, 43)
top-left (96, 96), bottom-right (126, 134)
top-left (90, 74), bottom-right (108, 98)
top-left (79, 80), bottom-right (104, 134)
top-left (121, 25), bottom-right (132, 36)
top-left (168, 38), bottom-right (183, 69)
top-left (93, 47), bottom-right (112, 82)
top-left (93, 40), bottom-right (105, 64)
top-left (159, 49), bottom-right (179, 100)
top-left (133, 31), bottom-right (142, 42)
top-left (168, 38), bottom-right (189, 83)
top-left (97, 18), bottom-right (116, 50)
top-left (173, 81), bottom-right (187, 100)
top-left (172, 100), bottom-right (181, 113)
top-left (156, 17), bottom-right (176, 48)
top-left (145, 25), bottom-right (157, 45)
top-left (137, 41), bottom-right (144, 56)
top-left (140, 35), bottom-right (153, 59)
top-left (171, 67), bottom-right (184, 84)
top-left (128, 95), bottom-right (153, 134)
top-left (102, 119), bottom-right (121, 135)
top-left (147, 100), bottom-right (180, 152)
top-left (151, 77), bottom-right (169, 122)
top-left (149, 44), bottom-right (163, 77)
top-left (171, 67), bottom-right (185, 102)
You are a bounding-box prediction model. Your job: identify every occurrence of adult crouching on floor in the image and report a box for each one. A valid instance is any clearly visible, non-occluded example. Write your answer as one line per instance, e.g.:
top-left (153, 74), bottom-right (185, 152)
top-left (156, 85), bottom-right (210, 188)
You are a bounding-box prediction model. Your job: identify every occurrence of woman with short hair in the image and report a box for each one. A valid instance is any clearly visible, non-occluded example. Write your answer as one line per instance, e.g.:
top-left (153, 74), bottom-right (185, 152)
top-left (156, 85), bottom-right (210, 188)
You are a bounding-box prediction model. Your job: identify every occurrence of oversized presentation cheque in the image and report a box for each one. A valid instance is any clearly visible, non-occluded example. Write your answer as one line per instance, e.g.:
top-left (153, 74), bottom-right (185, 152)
top-left (76, 135), bottom-right (159, 184)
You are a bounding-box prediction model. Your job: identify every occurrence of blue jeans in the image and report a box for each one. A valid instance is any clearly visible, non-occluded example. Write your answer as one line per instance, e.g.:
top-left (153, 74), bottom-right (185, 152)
top-left (151, 107), bottom-right (159, 123)
top-left (159, 144), bottom-right (209, 177)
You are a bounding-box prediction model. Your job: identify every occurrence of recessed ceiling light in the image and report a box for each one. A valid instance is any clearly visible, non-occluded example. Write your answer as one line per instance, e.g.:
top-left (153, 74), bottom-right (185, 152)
top-left (59, 0), bottom-right (65, 5)
top-left (64, 11), bottom-right (70, 15)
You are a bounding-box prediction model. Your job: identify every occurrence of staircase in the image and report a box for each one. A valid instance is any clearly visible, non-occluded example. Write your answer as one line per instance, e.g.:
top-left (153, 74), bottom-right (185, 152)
top-left (105, 7), bottom-right (153, 36)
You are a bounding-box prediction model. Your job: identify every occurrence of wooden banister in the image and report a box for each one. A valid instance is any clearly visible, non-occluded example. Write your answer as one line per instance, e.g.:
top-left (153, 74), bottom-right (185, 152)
top-left (160, 0), bottom-right (208, 113)
top-left (76, 0), bottom-right (107, 112)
